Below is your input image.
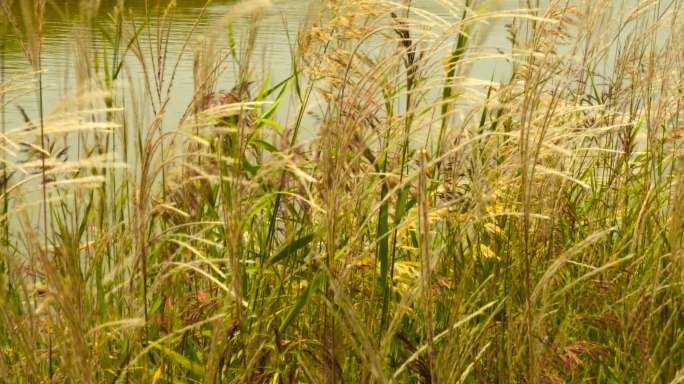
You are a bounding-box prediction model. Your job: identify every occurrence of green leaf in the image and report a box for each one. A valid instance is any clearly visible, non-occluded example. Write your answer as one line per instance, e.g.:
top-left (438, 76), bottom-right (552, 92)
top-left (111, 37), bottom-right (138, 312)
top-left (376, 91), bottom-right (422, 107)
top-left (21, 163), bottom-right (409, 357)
top-left (279, 273), bottom-right (323, 334)
top-left (377, 179), bottom-right (390, 328)
top-left (149, 341), bottom-right (206, 377)
top-left (268, 233), bottom-right (314, 266)
top-left (112, 21), bottom-right (148, 80)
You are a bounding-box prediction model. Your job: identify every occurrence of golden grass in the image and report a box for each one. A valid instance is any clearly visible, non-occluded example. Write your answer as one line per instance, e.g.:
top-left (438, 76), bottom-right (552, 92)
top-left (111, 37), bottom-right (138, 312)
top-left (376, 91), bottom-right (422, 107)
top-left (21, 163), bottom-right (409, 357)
top-left (0, 0), bottom-right (683, 382)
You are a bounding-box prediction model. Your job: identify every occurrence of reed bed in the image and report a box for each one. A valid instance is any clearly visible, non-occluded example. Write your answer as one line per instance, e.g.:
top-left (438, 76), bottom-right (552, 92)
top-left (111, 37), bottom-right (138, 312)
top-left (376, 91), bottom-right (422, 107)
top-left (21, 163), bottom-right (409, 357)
top-left (1, 0), bottom-right (683, 382)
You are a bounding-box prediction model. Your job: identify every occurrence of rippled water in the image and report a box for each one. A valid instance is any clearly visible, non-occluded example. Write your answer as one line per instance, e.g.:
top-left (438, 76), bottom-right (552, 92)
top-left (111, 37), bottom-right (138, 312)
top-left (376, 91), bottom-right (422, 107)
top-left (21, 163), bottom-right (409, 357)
top-left (0, 0), bottom-right (639, 130)
top-left (0, 0), bottom-right (645, 230)
top-left (1, 0), bottom-right (318, 127)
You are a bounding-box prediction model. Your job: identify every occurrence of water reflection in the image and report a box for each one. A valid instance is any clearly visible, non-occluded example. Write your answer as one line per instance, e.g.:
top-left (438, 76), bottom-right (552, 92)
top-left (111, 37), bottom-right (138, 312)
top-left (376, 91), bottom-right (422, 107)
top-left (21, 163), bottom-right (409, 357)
top-left (1, 0), bottom-right (315, 128)
top-left (1, 0), bottom-right (527, 129)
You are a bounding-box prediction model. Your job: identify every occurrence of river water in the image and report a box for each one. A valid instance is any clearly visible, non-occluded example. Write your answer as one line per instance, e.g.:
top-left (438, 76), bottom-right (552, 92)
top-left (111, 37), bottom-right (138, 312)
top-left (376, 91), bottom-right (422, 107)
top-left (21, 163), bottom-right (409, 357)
top-left (0, 0), bottom-right (532, 129)
top-left (1, 0), bottom-right (650, 134)
top-left (0, 0), bottom-right (652, 234)
top-left (1, 0), bottom-right (308, 127)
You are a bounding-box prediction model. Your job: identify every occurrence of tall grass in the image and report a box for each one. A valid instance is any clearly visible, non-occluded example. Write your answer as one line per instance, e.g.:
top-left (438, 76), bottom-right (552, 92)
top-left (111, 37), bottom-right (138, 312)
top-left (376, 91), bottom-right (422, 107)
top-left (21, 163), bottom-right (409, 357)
top-left (1, 0), bottom-right (684, 382)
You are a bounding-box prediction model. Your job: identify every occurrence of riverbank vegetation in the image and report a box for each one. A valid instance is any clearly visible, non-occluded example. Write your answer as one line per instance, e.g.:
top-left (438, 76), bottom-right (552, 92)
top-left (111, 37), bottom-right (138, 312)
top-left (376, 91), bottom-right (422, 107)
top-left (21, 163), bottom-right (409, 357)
top-left (1, 0), bottom-right (683, 382)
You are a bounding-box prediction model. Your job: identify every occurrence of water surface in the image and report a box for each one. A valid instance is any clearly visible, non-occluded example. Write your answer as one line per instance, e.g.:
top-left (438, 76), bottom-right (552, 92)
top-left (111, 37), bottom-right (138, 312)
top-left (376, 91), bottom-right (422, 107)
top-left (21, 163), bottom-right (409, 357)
top-left (1, 0), bottom-right (642, 131)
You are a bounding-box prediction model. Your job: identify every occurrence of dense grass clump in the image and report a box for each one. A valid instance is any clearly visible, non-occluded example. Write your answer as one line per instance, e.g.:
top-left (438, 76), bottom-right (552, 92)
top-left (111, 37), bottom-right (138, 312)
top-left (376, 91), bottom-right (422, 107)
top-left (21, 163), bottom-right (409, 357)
top-left (1, 0), bottom-right (683, 382)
